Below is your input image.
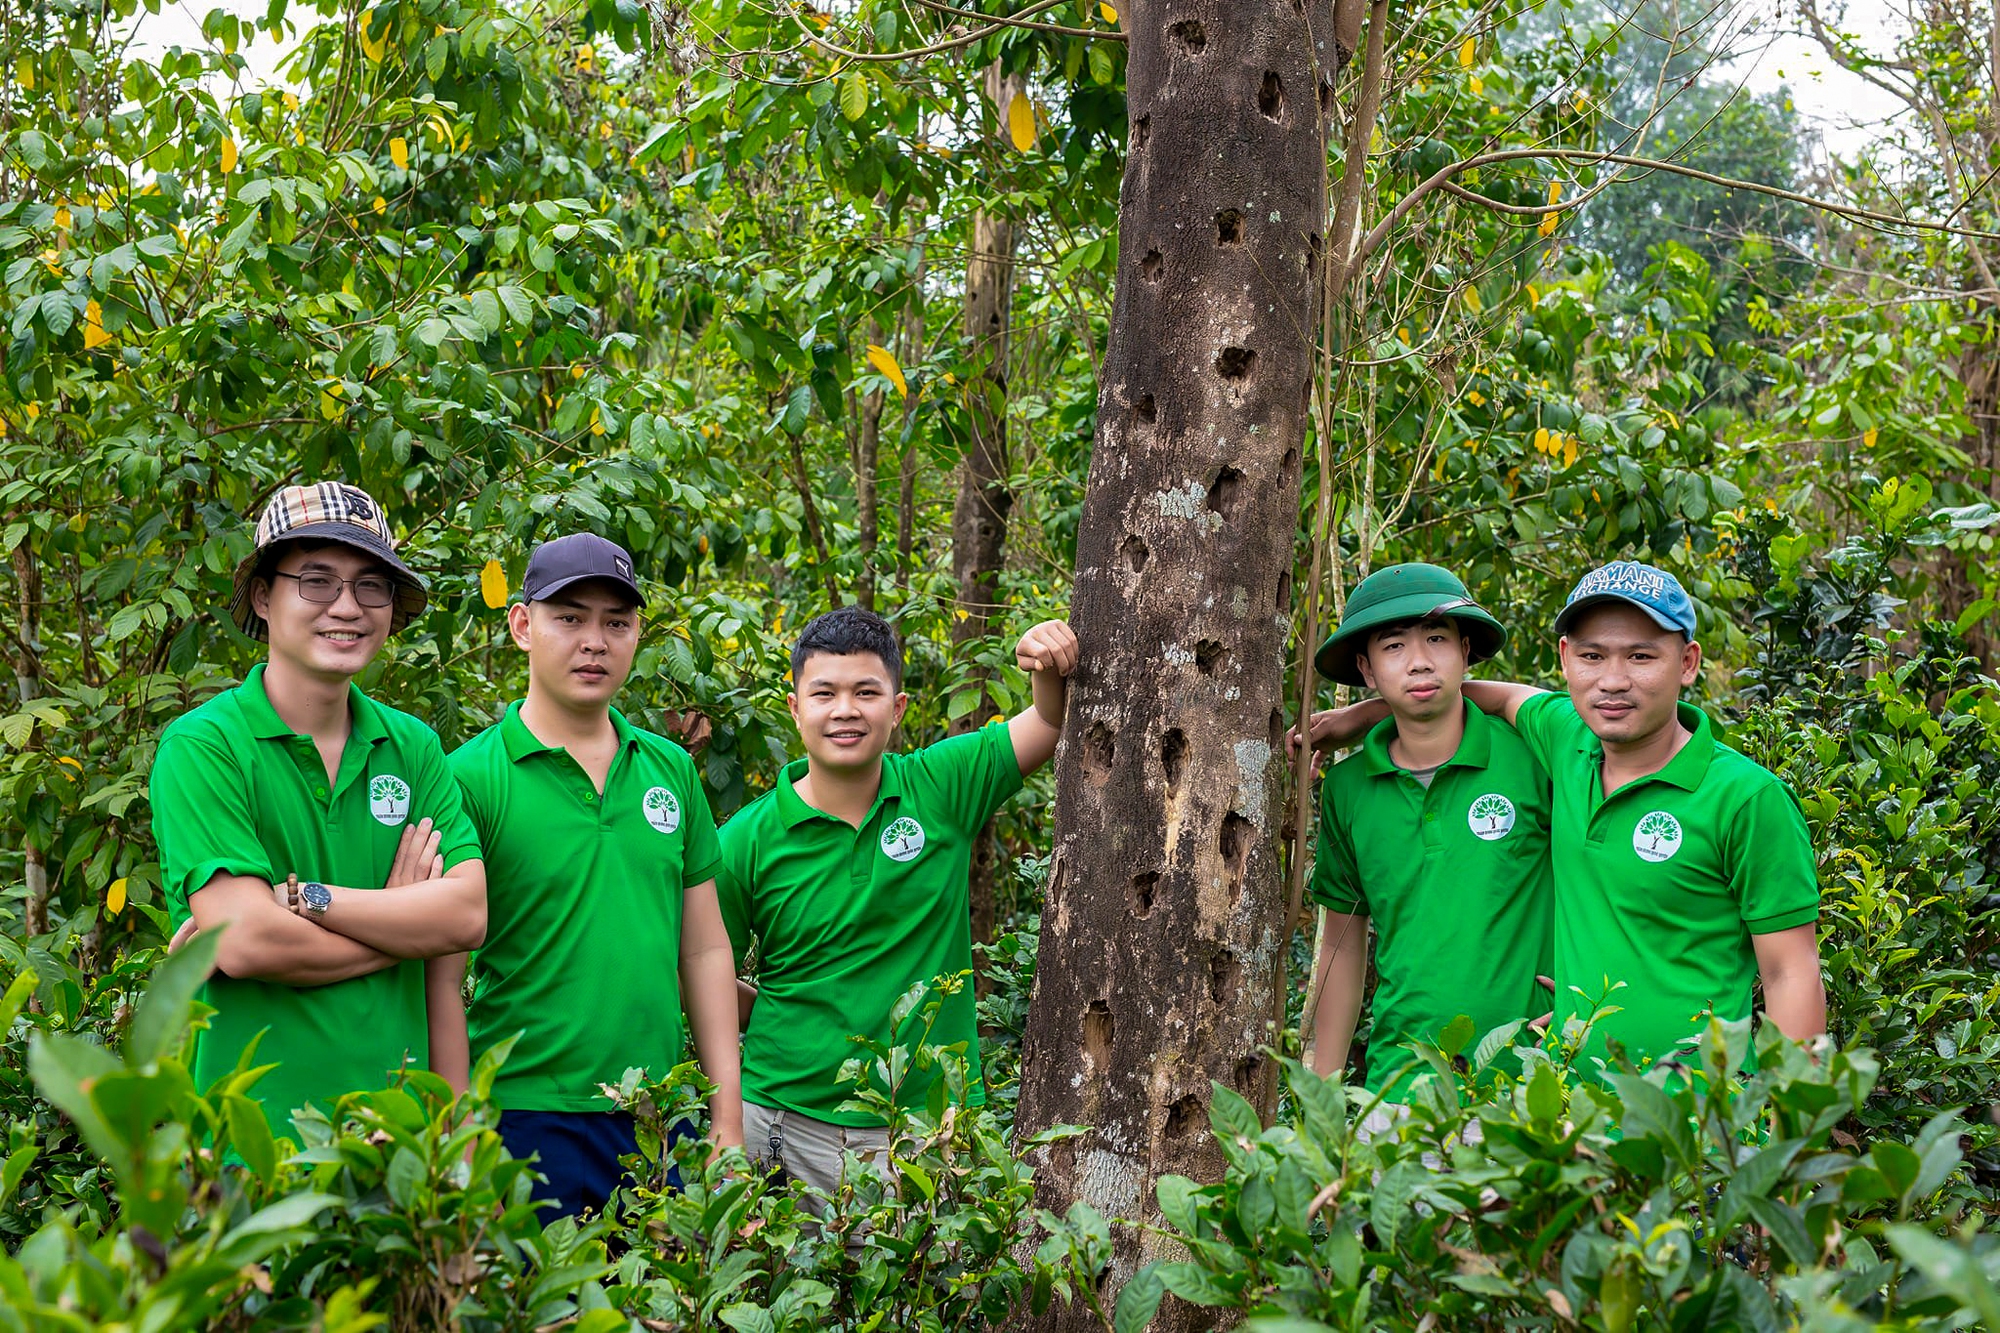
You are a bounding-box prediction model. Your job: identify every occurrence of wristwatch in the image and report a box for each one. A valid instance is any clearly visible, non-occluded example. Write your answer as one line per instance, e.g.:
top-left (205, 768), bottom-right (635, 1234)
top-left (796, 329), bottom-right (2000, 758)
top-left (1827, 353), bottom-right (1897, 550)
top-left (298, 881), bottom-right (332, 918)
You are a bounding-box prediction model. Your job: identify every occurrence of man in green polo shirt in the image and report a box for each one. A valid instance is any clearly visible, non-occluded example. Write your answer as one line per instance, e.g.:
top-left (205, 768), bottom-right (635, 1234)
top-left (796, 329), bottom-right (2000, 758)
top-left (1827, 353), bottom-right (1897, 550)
top-left (153, 482), bottom-right (487, 1142)
top-left (1303, 563), bottom-right (1552, 1104)
top-left (444, 533), bottom-right (741, 1221)
top-left (717, 605), bottom-right (1077, 1193)
top-left (1300, 560), bottom-right (1824, 1079)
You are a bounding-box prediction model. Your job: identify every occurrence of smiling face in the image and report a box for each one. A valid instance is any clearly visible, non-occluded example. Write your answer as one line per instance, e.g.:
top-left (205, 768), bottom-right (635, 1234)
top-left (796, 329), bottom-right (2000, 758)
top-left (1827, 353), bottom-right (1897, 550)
top-left (1355, 614), bottom-right (1470, 724)
top-left (788, 650), bottom-right (908, 775)
top-left (252, 543), bottom-right (394, 684)
top-left (1558, 602), bottom-right (1702, 747)
top-left (509, 580), bottom-right (639, 712)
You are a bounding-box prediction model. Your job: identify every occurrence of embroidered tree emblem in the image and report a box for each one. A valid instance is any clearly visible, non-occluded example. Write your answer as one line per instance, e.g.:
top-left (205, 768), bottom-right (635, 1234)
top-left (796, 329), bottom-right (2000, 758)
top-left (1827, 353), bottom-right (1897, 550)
top-left (369, 774), bottom-right (410, 822)
top-left (1635, 811), bottom-right (1682, 861)
top-left (882, 817), bottom-right (925, 861)
top-left (643, 786), bottom-right (681, 831)
top-left (1468, 794), bottom-right (1514, 837)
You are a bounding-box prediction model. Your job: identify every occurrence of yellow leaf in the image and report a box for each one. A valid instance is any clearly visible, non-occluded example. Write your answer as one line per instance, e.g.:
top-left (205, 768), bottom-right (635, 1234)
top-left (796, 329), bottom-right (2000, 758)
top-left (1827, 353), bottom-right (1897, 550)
top-left (56, 756), bottom-right (80, 778)
top-left (320, 386), bottom-right (343, 420)
top-left (1467, 390), bottom-right (1486, 407)
top-left (955, 608), bottom-right (970, 621)
top-left (1863, 427), bottom-right (1879, 448)
top-left (1100, 1), bottom-right (1117, 19)
top-left (53, 205), bottom-right (71, 231)
top-left (15, 57), bottom-right (32, 90)
top-left (1396, 327), bottom-right (1411, 345)
top-left (82, 300), bottom-right (110, 349)
top-left (1461, 284), bottom-right (1482, 313)
top-left (589, 407), bottom-right (606, 436)
top-left (25, 403), bottom-right (39, 420)
top-left (1546, 179), bottom-right (1562, 204)
top-left (575, 43), bottom-right (595, 71)
top-left (372, 196), bottom-right (388, 215)
top-left (40, 249), bottom-right (60, 276)
top-left (989, 713), bottom-right (1005, 725)
top-left (1458, 36), bottom-right (1476, 67)
top-left (107, 878), bottom-right (127, 915)
top-left (479, 558), bottom-right (508, 609)
top-left (294, 127), bottom-right (304, 145)
top-left (1562, 436), bottom-right (1579, 468)
top-left (1538, 211), bottom-right (1559, 238)
top-left (390, 136), bottom-right (409, 170)
top-left (1469, 74), bottom-right (1483, 95)
top-left (360, 11), bottom-right (389, 62)
top-left (1533, 427), bottom-right (1550, 453)
top-left (865, 343), bottom-right (908, 398)
top-left (220, 136), bottom-right (238, 175)
top-left (1006, 91), bottom-right (1036, 152)
top-left (284, 91), bottom-right (300, 111)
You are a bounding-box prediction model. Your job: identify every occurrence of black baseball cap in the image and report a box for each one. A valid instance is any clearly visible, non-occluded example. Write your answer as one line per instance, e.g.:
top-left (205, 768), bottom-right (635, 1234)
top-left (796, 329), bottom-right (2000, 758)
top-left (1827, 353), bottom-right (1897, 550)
top-left (522, 533), bottom-right (645, 607)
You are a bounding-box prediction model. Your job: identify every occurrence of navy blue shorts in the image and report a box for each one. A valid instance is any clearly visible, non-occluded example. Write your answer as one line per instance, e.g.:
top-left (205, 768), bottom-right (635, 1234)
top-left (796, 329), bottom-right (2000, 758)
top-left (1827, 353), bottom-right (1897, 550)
top-left (497, 1110), bottom-right (697, 1225)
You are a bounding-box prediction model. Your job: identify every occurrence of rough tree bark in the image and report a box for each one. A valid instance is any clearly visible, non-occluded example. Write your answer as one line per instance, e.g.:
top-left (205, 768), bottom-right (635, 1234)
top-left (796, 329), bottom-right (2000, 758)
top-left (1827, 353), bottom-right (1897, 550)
top-left (1013, 0), bottom-right (1345, 1323)
top-left (852, 317), bottom-right (888, 612)
top-left (953, 62), bottom-right (1025, 951)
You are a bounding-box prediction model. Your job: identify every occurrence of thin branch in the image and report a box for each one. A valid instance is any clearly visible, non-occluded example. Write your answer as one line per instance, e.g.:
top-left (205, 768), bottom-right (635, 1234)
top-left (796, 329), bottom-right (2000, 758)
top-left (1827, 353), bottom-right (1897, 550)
top-left (906, 0), bottom-right (1123, 43)
top-left (1359, 147), bottom-right (2000, 266)
top-left (791, 0), bottom-right (1070, 63)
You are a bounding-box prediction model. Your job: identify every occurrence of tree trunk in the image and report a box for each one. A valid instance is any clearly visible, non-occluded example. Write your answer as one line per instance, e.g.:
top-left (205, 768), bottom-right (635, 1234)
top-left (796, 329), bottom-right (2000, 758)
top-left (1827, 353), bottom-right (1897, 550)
top-left (853, 318), bottom-right (888, 612)
top-left (954, 62), bottom-right (1025, 951)
top-left (1012, 2), bottom-right (1339, 1325)
top-left (896, 274), bottom-right (926, 594)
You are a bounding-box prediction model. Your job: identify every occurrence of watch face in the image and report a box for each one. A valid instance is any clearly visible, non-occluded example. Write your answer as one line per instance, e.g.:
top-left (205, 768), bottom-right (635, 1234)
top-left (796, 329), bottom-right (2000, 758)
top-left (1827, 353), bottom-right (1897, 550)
top-left (301, 882), bottom-right (333, 913)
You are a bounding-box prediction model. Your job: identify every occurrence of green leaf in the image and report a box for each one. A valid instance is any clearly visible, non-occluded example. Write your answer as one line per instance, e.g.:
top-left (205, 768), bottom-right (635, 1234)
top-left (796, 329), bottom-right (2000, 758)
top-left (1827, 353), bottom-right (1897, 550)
top-left (1114, 1264), bottom-right (1165, 1332)
top-left (1370, 1161), bottom-right (1425, 1251)
top-left (226, 1092), bottom-right (278, 1181)
top-left (128, 927), bottom-right (219, 1065)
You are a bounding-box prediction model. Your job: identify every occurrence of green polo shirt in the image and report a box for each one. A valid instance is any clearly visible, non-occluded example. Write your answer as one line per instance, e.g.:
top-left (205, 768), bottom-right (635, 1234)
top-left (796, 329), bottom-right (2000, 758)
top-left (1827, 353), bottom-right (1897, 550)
top-left (151, 664), bottom-right (481, 1140)
top-left (1310, 701), bottom-right (1552, 1098)
top-left (716, 721), bottom-right (1024, 1126)
top-left (449, 702), bottom-right (721, 1112)
top-left (1514, 693), bottom-right (1820, 1075)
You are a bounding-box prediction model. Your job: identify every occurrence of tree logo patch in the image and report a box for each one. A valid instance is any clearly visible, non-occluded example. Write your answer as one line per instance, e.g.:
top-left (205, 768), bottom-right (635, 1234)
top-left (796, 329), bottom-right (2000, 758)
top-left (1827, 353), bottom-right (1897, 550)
top-left (369, 774), bottom-right (411, 826)
top-left (1633, 810), bottom-right (1683, 863)
top-left (643, 786), bottom-right (682, 834)
top-left (881, 816), bottom-right (926, 863)
top-left (1467, 793), bottom-right (1517, 841)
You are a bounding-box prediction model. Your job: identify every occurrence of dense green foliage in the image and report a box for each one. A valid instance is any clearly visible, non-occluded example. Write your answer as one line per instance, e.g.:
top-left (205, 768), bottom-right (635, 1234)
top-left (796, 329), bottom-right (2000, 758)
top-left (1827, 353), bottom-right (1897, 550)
top-left (4, 0), bottom-right (2000, 1327)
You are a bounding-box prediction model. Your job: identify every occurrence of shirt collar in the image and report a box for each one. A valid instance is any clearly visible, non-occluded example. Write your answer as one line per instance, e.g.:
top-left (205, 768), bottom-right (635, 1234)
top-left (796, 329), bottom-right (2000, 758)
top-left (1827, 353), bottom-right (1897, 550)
top-left (238, 662), bottom-right (386, 747)
top-left (1579, 699), bottom-right (1715, 792)
top-left (1358, 698), bottom-right (1491, 776)
top-left (773, 754), bottom-right (904, 828)
top-left (500, 700), bottom-right (640, 763)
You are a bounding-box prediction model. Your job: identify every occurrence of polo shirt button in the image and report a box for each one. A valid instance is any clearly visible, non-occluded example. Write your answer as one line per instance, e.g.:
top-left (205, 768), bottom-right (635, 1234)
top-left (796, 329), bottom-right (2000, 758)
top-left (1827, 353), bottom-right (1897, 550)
top-left (315, 787), bottom-right (327, 798)
top-left (584, 794), bottom-right (596, 803)
top-left (1424, 812), bottom-right (1436, 823)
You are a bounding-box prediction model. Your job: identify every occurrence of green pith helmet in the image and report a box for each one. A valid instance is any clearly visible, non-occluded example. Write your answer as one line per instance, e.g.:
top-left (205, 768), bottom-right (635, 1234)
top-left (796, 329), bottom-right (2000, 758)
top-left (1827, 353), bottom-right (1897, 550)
top-left (1313, 563), bottom-right (1508, 687)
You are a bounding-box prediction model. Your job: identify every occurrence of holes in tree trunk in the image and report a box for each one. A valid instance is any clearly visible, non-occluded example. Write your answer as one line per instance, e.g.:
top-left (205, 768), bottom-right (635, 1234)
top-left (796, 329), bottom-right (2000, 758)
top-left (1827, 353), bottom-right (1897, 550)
top-left (1081, 720), bottom-right (1115, 783)
top-left (1269, 706), bottom-right (1285, 751)
top-left (1134, 392), bottom-right (1157, 424)
top-left (1220, 811), bottom-right (1253, 901)
top-left (1083, 1000), bottom-right (1115, 1068)
top-left (1258, 70), bottom-right (1285, 122)
top-left (1208, 946), bottom-right (1241, 1006)
top-left (1165, 1091), bottom-right (1207, 1140)
top-left (1129, 870), bottom-right (1159, 918)
top-left (1319, 76), bottom-right (1335, 117)
top-left (1283, 445), bottom-right (1299, 473)
top-left (1169, 18), bottom-right (1206, 52)
top-left (1161, 726), bottom-right (1188, 791)
top-left (1275, 569), bottom-right (1292, 612)
top-left (1215, 208), bottom-right (1242, 246)
top-left (1232, 1053), bottom-right (1264, 1096)
top-left (1194, 638), bottom-right (1227, 675)
top-left (1133, 114), bottom-right (1150, 149)
top-left (1120, 532), bottom-right (1149, 573)
top-left (1140, 248), bottom-right (1163, 282)
top-left (1215, 346), bottom-right (1257, 382)
top-left (1206, 464), bottom-right (1245, 520)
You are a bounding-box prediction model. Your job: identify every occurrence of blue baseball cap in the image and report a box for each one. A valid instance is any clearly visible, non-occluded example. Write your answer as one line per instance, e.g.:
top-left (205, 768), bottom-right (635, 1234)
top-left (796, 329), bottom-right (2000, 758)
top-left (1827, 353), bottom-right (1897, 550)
top-left (1553, 560), bottom-right (1696, 638)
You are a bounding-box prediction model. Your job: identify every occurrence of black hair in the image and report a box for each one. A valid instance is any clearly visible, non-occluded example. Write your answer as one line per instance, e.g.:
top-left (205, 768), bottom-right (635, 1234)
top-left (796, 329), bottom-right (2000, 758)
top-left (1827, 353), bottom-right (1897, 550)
top-left (790, 605), bottom-right (903, 690)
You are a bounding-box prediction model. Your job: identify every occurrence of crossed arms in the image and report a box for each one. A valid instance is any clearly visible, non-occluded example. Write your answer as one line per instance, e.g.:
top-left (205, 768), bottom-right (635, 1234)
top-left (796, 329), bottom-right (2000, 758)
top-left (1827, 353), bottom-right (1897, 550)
top-left (180, 819), bottom-right (486, 987)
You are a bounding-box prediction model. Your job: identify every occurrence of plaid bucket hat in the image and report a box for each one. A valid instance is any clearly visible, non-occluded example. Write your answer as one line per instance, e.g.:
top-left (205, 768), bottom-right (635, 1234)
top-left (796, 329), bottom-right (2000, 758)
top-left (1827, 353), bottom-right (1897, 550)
top-left (228, 482), bottom-right (428, 640)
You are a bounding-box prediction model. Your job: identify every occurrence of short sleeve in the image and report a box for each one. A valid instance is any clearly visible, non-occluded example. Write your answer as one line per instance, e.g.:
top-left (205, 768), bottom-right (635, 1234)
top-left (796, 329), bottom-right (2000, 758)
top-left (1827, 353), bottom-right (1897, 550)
top-left (406, 729), bottom-right (482, 872)
top-left (1511, 691), bottom-right (1583, 768)
top-left (150, 728), bottom-right (274, 925)
top-left (907, 721), bottom-right (1026, 834)
top-left (679, 761), bottom-right (722, 888)
top-left (1307, 775), bottom-right (1367, 916)
top-left (1730, 778), bottom-right (1820, 934)
top-left (715, 816), bottom-right (756, 967)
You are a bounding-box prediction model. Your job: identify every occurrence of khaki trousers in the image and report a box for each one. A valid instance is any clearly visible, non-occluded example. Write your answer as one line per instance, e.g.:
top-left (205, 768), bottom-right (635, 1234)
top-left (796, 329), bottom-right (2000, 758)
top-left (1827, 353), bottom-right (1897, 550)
top-left (743, 1100), bottom-right (890, 1195)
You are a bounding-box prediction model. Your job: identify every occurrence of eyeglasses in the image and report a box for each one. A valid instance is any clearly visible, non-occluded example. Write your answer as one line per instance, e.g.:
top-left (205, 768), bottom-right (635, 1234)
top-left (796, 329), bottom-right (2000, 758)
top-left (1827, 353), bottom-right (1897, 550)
top-left (272, 571), bottom-right (398, 608)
